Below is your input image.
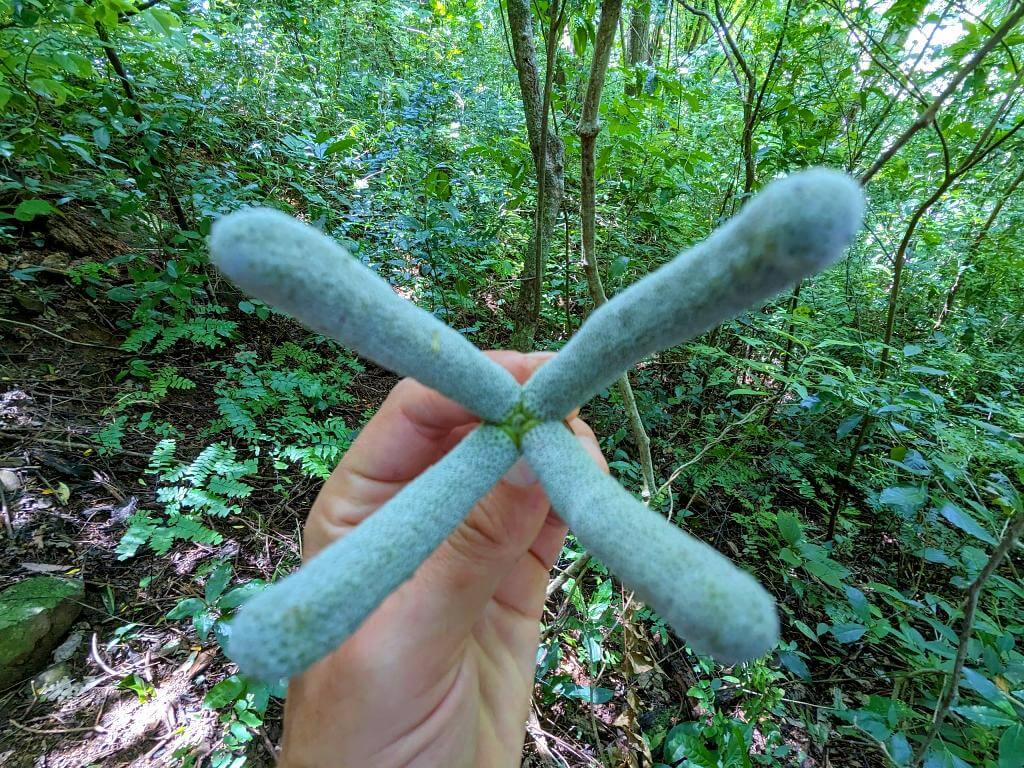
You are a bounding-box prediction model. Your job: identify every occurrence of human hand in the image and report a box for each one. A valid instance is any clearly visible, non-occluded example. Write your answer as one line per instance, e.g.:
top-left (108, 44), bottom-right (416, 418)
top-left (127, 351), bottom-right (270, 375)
top-left (278, 351), bottom-right (607, 768)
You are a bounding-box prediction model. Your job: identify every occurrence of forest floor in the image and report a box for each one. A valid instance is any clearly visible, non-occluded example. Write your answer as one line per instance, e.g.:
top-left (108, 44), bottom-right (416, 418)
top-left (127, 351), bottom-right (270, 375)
top-left (0, 220), bottom-right (880, 767)
top-left (0, 216), bottom-right (302, 766)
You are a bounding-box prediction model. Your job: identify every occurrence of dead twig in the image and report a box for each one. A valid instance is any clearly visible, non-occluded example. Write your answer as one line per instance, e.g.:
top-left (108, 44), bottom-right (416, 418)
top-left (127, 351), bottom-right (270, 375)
top-left (8, 718), bottom-right (107, 735)
top-left (0, 317), bottom-right (126, 353)
top-left (90, 632), bottom-right (121, 677)
top-left (0, 430), bottom-right (152, 460)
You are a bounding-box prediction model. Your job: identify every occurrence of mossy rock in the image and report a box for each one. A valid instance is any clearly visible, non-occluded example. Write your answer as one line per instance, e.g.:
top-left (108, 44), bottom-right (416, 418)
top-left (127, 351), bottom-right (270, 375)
top-left (0, 576), bottom-right (85, 687)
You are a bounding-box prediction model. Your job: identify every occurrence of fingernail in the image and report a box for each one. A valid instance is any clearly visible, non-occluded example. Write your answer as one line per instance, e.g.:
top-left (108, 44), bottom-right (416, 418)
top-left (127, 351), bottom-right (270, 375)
top-left (505, 458), bottom-right (538, 487)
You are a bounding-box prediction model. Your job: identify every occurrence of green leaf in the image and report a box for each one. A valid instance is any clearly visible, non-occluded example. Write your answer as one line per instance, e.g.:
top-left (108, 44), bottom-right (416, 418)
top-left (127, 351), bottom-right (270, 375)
top-left (845, 585), bottom-right (870, 620)
top-left (950, 704), bottom-right (1017, 728)
top-left (779, 650), bottom-right (810, 679)
top-left (665, 722), bottom-right (705, 762)
top-left (1000, 724), bottom-right (1024, 768)
top-left (888, 733), bottom-right (911, 766)
top-left (880, 486), bottom-right (927, 516)
top-left (831, 623), bottom-right (867, 643)
top-left (908, 365), bottom-right (947, 377)
top-left (777, 511), bottom-right (803, 545)
top-left (93, 126), bottom-right (111, 150)
top-left (727, 387), bottom-right (770, 397)
top-left (803, 558), bottom-right (847, 588)
top-left (325, 137), bottom-right (356, 156)
top-left (938, 502), bottom-right (996, 545)
top-left (793, 619), bottom-right (817, 640)
top-left (118, 673), bottom-right (155, 701)
top-left (204, 675), bottom-right (247, 709)
top-left (237, 708), bottom-right (262, 727)
top-left (219, 581), bottom-right (266, 610)
top-left (107, 286), bottom-right (136, 302)
top-left (557, 683), bottom-right (613, 703)
top-left (779, 547), bottom-right (803, 566)
top-left (921, 547), bottom-right (955, 566)
top-left (205, 560), bottom-right (233, 603)
top-left (193, 610), bottom-right (216, 641)
top-left (14, 199), bottom-right (55, 221)
top-left (960, 667), bottom-right (1008, 707)
top-left (167, 597), bottom-right (205, 620)
top-left (116, 512), bottom-right (156, 560)
top-left (836, 414), bottom-right (862, 439)
top-left (883, 0), bottom-right (928, 27)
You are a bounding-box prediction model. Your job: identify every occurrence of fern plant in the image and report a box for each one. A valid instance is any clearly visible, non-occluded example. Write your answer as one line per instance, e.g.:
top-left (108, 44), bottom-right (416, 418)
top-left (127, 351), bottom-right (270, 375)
top-left (117, 439), bottom-right (257, 559)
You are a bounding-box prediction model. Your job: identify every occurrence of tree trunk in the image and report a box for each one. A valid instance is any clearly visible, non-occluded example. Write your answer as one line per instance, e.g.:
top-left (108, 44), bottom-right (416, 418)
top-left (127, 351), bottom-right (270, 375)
top-left (92, 13), bottom-right (188, 229)
top-left (625, 1), bottom-right (651, 95)
top-left (507, 0), bottom-right (566, 350)
top-left (578, 0), bottom-right (657, 497)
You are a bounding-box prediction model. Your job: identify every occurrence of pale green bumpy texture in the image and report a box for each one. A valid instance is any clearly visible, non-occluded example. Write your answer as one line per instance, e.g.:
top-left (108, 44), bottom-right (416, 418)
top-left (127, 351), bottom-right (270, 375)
top-left (522, 169), bottom-right (865, 420)
top-left (225, 425), bottom-right (518, 682)
top-left (210, 208), bottom-right (521, 424)
top-left (523, 423), bottom-right (778, 663)
top-left (209, 168), bottom-right (864, 683)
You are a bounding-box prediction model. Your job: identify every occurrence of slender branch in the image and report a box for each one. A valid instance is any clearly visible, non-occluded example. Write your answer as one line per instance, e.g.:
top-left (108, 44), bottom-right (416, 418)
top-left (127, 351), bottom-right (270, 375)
top-left (752, 0), bottom-right (792, 120)
top-left (831, 113), bottom-right (1024, 537)
top-left (120, 0), bottom-right (163, 20)
top-left (0, 318), bottom-right (126, 352)
top-left (547, 551), bottom-right (592, 597)
top-left (712, 0), bottom-right (754, 91)
top-left (88, 1), bottom-right (188, 228)
top-left (860, 2), bottom-right (1024, 184)
top-left (880, 113), bottom-right (1024, 363)
top-left (934, 164), bottom-right (1024, 328)
top-left (911, 513), bottom-right (1024, 766)
top-left (677, 0), bottom-right (742, 91)
top-left (506, 0), bottom-right (566, 348)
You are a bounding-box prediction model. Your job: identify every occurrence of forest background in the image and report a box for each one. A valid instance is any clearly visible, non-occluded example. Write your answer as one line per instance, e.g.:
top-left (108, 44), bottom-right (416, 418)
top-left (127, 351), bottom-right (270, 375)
top-left (1, 0), bottom-right (1023, 766)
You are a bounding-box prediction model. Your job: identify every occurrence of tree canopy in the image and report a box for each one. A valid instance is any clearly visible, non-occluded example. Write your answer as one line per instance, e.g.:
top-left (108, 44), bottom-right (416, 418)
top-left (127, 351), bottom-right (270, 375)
top-left (1, 0), bottom-right (1023, 766)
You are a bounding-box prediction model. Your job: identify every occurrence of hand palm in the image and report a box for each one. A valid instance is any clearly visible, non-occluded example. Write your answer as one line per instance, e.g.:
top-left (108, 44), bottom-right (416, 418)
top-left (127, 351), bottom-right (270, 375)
top-left (279, 352), bottom-right (605, 768)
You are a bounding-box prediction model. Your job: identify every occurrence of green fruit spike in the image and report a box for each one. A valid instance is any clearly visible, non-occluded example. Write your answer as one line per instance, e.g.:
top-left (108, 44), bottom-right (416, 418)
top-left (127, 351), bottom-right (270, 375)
top-left (522, 168), bottom-right (865, 420)
top-left (208, 167), bottom-right (864, 684)
top-left (225, 425), bottom-right (518, 682)
top-left (523, 422), bottom-right (779, 664)
top-left (209, 208), bottom-right (522, 424)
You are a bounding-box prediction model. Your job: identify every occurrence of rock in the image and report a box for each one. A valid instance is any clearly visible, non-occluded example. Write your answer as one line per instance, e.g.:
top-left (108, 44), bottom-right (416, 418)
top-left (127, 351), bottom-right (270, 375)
top-left (0, 576), bottom-right (85, 687)
top-left (0, 469), bottom-right (19, 492)
top-left (52, 629), bottom-right (84, 663)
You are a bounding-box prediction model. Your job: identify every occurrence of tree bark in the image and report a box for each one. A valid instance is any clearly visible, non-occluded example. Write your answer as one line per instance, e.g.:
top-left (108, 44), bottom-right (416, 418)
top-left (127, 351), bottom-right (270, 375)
top-left (625, 0), bottom-right (651, 95)
top-left (627, 1), bottom-right (651, 65)
top-left (507, 0), bottom-right (566, 350)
